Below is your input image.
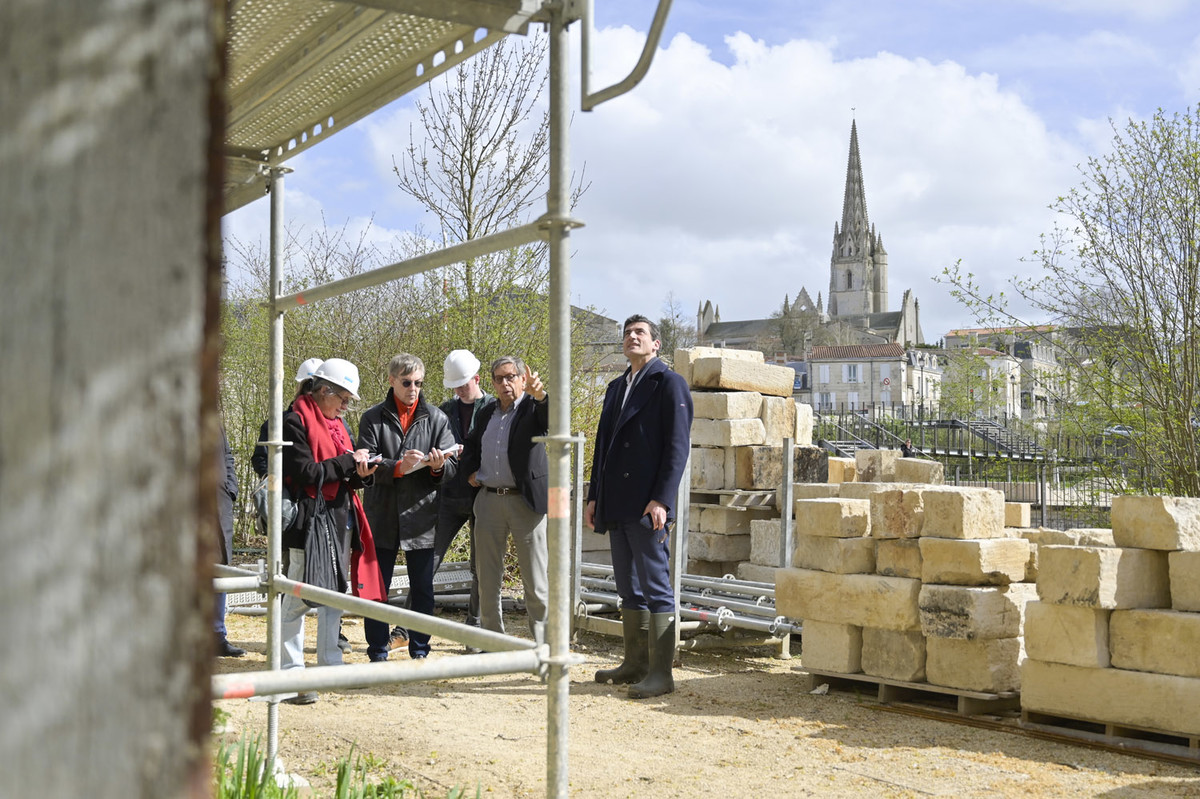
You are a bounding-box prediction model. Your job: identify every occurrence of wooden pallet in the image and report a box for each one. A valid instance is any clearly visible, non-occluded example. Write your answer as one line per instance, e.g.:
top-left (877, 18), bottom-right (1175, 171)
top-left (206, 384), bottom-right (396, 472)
top-left (800, 668), bottom-right (1020, 717)
top-left (690, 489), bottom-right (776, 510)
top-left (1022, 710), bottom-right (1200, 761)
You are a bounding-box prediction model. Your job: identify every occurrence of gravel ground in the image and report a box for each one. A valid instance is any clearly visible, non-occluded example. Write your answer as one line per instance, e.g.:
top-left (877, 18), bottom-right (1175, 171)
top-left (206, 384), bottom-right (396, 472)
top-left (214, 611), bottom-right (1200, 797)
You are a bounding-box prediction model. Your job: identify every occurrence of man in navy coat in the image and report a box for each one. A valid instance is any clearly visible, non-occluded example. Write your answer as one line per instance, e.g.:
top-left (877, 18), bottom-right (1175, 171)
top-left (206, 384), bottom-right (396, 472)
top-left (585, 314), bottom-right (693, 698)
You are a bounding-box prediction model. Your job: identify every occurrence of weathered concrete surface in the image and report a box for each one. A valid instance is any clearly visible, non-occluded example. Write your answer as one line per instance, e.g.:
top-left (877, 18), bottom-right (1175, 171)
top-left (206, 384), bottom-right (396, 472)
top-left (776, 568), bottom-right (921, 630)
top-left (1036, 545), bottom-right (1170, 609)
top-left (919, 538), bottom-right (1030, 586)
top-left (1111, 495), bottom-right (1200, 551)
top-left (1023, 601), bottom-right (1111, 668)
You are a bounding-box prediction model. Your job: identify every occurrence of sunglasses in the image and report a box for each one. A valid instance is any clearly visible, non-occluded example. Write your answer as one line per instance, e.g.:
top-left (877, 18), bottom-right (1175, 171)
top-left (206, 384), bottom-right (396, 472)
top-left (400, 378), bottom-right (423, 388)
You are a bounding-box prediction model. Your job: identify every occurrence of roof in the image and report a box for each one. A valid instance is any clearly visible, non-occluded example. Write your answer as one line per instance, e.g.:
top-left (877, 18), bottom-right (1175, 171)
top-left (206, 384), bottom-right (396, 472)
top-left (809, 343), bottom-right (906, 360)
top-left (224, 0), bottom-right (547, 215)
top-left (945, 325), bottom-right (1057, 337)
top-left (704, 318), bottom-right (774, 340)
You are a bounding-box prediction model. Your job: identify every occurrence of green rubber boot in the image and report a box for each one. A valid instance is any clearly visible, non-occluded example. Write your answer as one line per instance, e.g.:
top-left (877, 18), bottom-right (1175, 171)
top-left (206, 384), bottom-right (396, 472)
top-left (628, 612), bottom-right (675, 699)
top-left (595, 609), bottom-right (649, 685)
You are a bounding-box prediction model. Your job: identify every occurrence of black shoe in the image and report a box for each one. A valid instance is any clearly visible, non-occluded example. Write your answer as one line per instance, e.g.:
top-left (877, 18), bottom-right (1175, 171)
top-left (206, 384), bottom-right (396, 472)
top-left (412, 651), bottom-right (427, 660)
top-left (388, 627), bottom-right (409, 651)
top-left (369, 653), bottom-right (388, 663)
top-left (217, 638), bottom-right (246, 658)
top-left (282, 692), bottom-right (318, 705)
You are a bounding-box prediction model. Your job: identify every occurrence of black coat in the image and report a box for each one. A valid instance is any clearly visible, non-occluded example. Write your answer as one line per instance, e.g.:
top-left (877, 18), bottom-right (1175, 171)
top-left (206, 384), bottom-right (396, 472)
top-left (460, 393), bottom-right (550, 515)
top-left (217, 427), bottom-right (238, 565)
top-left (281, 410), bottom-right (369, 551)
top-left (439, 392), bottom-right (497, 502)
top-left (357, 391), bottom-right (457, 551)
top-left (587, 357), bottom-right (693, 532)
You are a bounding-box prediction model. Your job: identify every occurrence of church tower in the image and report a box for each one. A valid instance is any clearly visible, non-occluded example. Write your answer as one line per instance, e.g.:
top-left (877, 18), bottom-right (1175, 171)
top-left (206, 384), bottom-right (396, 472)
top-left (828, 121), bottom-right (888, 319)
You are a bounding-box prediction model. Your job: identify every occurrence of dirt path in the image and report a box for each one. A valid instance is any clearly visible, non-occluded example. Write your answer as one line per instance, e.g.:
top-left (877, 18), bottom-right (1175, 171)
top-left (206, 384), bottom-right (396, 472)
top-left (215, 612), bottom-right (1200, 797)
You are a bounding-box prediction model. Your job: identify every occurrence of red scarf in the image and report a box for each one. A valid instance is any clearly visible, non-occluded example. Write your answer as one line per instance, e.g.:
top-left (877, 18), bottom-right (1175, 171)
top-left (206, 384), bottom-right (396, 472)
top-left (293, 394), bottom-right (386, 602)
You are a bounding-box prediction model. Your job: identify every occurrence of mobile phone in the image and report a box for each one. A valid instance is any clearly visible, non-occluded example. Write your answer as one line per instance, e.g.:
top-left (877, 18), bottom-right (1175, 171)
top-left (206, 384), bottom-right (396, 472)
top-left (367, 454), bottom-right (383, 464)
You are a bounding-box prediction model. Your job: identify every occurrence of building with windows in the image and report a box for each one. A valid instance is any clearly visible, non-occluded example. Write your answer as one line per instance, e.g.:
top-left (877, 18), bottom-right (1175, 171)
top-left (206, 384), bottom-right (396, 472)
top-left (800, 342), bottom-right (941, 413)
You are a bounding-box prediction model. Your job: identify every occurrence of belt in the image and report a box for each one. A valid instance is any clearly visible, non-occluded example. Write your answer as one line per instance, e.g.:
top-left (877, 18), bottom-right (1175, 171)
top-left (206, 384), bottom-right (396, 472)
top-left (484, 486), bottom-right (519, 496)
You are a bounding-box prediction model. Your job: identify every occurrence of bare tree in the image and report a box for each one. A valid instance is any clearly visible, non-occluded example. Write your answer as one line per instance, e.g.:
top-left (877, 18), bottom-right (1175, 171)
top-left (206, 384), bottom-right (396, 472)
top-left (658, 292), bottom-right (696, 363)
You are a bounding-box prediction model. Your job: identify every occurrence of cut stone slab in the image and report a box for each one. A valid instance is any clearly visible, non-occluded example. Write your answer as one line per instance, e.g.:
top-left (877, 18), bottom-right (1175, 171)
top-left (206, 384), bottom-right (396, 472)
top-left (1004, 503), bottom-right (1032, 528)
top-left (686, 558), bottom-right (742, 579)
top-left (776, 568), bottom-right (921, 630)
top-left (827, 457), bottom-right (857, 483)
top-left (794, 497), bottom-right (870, 538)
top-left (691, 357), bottom-right (795, 398)
top-left (919, 583), bottom-right (1034, 640)
top-left (862, 627), bottom-right (926, 682)
top-left (1111, 495), bottom-right (1200, 551)
top-left (760, 395), bottom-right (798, 443)
top-left (674, 346), bottom-right (761, 386)
top-left (1023, 601), bottom-right (1111, 668)
top-left (750, 519), bottom-right (786, 567)
top-left (793, 534), bottom-right (877, 574)
top-left (894, 458), bottom-right (944, 485)
top-left (690, 446), bottom-right (727, 491)
top-left (875, 538), bottom-right (922, 579)
top-left (736, 561), bottom-right (777, 584)
top-left (920, 486), bottom-right (1007, 539)
top-left (795, 402), bottom-right (814, 447)
top-left (919, 538), bottom-right (1030, 586)
top-left (840, 482), bottom-right (919, 501)
top-left (801, 620), bottom-right (863, 674)
top-left (688, 531), bottom-right (751, 562)
top-left (1020, 528), bottom-right (1081, 546)
top-left (855, 449), bottom-right (899, 483)
top-left (1036, 545), bottom-right (1170, 609)
top-left (1022, 659), bottom-right (1200, 737)
top-left (790, 482), bottom-right (842, 501)
top-left (794, 446), bottom-right (829, 484)
top-left (691, 417), bottom-right (766, 447)
top-left (690, 390), bottom-right (763, 420)
top-left (926, 637), bottom-right (1021, 693)
top-left (698, 506), bottom-right (775, 535)
top-left (734, 446), bottom-right (784, 490)
top-left (869, 488), bottom-right (924, 539)
top-left (1110, 609), bottom-right (1200, 679)
top-left (1169, 551), bottom-right (1200, 612)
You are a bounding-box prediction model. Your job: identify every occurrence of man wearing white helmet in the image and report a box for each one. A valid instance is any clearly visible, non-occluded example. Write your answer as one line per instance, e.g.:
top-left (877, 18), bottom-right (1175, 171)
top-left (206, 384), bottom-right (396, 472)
top-left (434, 349), bottom-right (496, 639)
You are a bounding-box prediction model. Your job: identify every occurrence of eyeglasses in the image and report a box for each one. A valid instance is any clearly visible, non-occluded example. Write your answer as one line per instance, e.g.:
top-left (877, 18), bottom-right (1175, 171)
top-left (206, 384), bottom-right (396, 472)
top-left (492, 372), bottom-right (522, 384)
top-left (400, 378), bottom-right (423, 388)
top-left (322, 386), bottom-right (354, 405)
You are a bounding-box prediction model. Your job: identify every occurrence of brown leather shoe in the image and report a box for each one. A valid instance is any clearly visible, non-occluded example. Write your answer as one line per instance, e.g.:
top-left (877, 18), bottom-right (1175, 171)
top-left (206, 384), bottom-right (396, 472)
top-left (388, 627), bottom-right (409, 651)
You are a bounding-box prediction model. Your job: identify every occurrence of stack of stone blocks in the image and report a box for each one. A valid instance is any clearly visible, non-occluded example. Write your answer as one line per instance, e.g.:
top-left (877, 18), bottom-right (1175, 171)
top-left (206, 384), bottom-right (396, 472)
top-left (1021, 496), bottom-right (1200, 739)
top-left (674, 347), bottom-right (819, 579)
top-left (777, 452), bottom-right (1042, 695)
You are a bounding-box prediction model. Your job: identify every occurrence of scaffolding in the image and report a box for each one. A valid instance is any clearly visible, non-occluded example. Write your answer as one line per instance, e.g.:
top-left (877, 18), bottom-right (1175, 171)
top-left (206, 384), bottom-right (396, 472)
top-left (217, 2), bottom-right (674, 797)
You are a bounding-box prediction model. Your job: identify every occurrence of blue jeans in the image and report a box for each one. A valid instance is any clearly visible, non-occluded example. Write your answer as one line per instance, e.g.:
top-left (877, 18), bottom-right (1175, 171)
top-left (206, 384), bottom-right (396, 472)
top-left (366, 546), bottom-right (436, 659)
top-left (608, 518), bottom-right (675, 613)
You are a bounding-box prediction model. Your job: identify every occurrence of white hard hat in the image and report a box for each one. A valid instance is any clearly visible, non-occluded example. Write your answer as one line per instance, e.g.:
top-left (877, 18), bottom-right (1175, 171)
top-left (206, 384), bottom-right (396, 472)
top-left (312, 358), bottom-right (361, 399)
top-left (443, 349), bottom-right (481, 388)
top-left (295, 357), bottom-right (323, 383)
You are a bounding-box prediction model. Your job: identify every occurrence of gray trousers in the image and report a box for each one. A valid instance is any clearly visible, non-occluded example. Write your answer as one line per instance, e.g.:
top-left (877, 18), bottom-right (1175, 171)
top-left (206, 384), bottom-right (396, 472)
top-left (472, 489), bottom-right (548, 643)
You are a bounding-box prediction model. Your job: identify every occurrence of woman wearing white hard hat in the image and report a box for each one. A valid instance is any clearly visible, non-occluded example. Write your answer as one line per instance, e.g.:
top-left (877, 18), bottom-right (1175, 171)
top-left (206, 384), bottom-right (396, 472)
top-left (250, 357), bottom-right (327, 478)
top-left (277, 358), bottom-right (386, 702)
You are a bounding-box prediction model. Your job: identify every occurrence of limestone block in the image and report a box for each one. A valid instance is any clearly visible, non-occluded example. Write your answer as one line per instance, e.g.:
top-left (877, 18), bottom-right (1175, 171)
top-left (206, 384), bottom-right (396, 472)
top-left (1067, 528), bottom-right (1116, 547)
top-left (750, 519), bottom-right (786, 567)
top-left (690, 446), bottom-right (727, 491)
top-left (795, 402), bottom-right (814, 447)
top-left (794, 498), bottom-right (870, 538)
top-left (794, 447), bottom-right (829, 484)
top-left (794, 534), bottom-right (876, 574)
top-left (1004, 503), bottom-right (1031, 528)
top-left (690, 390), bottom-right (763, 420)
top-left (790, 482), bottom-right (841, 501)
top-left (827, 457), bottom-right (857, 483)
top-left (876, 538), bottom-right (923, 579)
top-left (1023, 601), bottom-right (1111, 668)
top-left (688, 531), bottom-right (751, 562)
top-left (861, 627), bottom-right (926, 682)
top-left (675, 346), bottom-right (761, 386)
top-left (775, 568), bottom-right (921, 630)
top-left (699, 506), bottom-right (774, 535)
top-left (894, 457), bottom-right (944, 485)
top-left (580, 529), bottom-right (610, 553)
top-left (1020, 528), bottom-right (1081, 546)
top-left (760, 395), bottom-right (798, 443)
top-left (869, 488), bottom-right (924, 539)
top-left (723, 447), bottom-right (737, 488)
top-left (855, 449), bottom-right (899, 483)
top-left (1021, 659), bottom-right (1200, 737)
top-left (1110, 609), bottom-right (1200, 679)
top-left (1169, 551), bottom-right (1200, 611)
top-left (736, 561), bottom-right (777, 585)
top-left (691, 417), bottom-right (766, 448)
top-left (926, 637), bottom-right (1021, 693)
top-left (582, 549), bottom-right (613, 566)
top-left (1036, 545), bottom-right (1170, 609)
top-left (691, 357), bottom-right (795, 398)
top-left (840, 482), bottom-right (918, 501)
top-left (1111, 495), bottom-right (1200, 551)
top-left (801, 620), bottom-right (863, 674)
top-left (919, 538), bottom-right (1031, 586)
top-left (918, 583), bottom-right (1034, 640)
top-left (687, 558), bottom-right (742, 578)
top-left (734, 446), bottom-right (784, 490)
top-left (920, 486), bottom-right (1007, 540)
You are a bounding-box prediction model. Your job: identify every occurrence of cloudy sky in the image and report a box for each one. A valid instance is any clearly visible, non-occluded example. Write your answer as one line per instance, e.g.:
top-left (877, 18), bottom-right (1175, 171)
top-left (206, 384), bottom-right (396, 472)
top-left (222, 0), bottom-right (1200, 342)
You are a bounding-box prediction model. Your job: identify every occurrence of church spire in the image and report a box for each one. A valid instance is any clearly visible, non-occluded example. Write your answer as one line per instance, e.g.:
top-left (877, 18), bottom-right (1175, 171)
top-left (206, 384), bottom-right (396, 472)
top-left (837, 120), bottom-right (870, 247)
